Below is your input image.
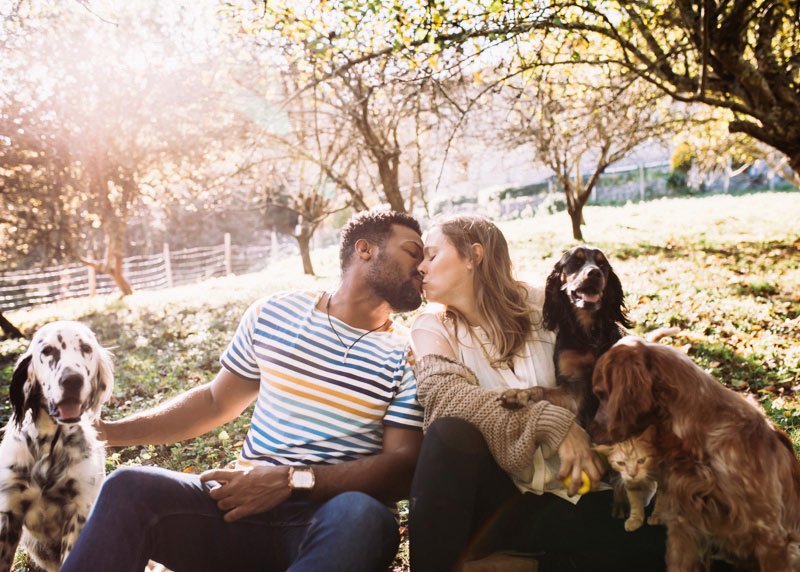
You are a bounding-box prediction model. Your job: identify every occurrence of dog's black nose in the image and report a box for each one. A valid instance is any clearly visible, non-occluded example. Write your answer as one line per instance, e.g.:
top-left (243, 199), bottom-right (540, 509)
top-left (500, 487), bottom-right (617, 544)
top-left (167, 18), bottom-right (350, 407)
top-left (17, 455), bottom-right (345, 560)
top-left (587, 267), bottom-right (603, 279)
top-left (60, 371), bottom-right (84, 394)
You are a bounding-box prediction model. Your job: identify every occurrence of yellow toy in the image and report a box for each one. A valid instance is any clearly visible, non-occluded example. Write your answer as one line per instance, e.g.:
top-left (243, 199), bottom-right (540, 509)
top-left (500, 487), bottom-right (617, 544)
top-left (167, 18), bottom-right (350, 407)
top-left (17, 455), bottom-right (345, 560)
top-left (562, 470), bottom-right (591, 495)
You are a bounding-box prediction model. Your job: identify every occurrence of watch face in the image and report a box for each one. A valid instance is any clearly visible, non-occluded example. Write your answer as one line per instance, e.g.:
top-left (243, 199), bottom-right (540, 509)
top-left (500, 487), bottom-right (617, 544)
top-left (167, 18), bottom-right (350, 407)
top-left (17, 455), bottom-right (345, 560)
top-left (291, 468), bottom-right (314, 489)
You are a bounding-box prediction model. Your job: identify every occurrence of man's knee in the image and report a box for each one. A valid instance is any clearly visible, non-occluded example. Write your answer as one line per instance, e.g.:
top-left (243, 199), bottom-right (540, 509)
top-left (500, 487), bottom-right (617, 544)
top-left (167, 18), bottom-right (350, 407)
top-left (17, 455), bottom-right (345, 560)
top-left (95, 465), bottom-right (178, 516)
top-left (321, 492), bottom-right (397, 539)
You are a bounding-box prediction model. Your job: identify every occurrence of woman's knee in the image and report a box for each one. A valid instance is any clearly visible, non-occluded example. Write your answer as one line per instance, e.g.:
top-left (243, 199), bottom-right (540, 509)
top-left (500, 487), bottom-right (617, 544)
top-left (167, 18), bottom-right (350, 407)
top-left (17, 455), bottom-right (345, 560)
top-left (425, 417), bottom-right (489, 457)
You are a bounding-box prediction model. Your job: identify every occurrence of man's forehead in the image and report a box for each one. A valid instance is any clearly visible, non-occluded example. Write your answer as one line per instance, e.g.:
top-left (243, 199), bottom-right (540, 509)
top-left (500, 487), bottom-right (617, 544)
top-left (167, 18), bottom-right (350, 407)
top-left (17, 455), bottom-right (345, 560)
top-left (389, 224), bottom-right (423, 247)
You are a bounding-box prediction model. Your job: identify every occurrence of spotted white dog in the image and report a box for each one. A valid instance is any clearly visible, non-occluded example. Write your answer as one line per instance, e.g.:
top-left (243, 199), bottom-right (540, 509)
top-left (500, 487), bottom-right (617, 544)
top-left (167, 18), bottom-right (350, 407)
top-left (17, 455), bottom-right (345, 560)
top-left (0, 321), bottom-right (113, 572)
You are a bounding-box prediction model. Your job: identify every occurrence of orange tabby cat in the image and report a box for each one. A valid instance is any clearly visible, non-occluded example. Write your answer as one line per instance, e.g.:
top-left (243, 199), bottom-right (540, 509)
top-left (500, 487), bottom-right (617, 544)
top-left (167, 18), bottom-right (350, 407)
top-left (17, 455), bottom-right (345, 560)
top-left (595, 426), bottom-right (665, 532)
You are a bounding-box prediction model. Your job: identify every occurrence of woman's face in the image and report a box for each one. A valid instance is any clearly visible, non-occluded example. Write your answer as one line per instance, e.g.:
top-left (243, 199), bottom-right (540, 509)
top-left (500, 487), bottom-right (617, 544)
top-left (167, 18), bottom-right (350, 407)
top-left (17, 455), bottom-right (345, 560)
top-left (418, 226), bottom-right (473, 305)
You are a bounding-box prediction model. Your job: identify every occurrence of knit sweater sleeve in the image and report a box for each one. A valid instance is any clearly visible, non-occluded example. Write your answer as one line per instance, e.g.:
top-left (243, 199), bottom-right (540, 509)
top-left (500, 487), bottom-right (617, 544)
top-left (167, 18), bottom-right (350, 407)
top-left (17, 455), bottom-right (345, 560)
top-left (413, 354), bottom-right (576, 476)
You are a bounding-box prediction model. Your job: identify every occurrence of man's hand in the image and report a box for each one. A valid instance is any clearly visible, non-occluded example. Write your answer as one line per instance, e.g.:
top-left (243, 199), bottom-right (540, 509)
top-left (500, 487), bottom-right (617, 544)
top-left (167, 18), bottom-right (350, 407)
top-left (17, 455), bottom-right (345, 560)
top-left (93, 418), bottom-right (109, 443)
top-left (200, 466), bottom-right (292, 522)
top-left (556, 423), bottom-right (604, 496)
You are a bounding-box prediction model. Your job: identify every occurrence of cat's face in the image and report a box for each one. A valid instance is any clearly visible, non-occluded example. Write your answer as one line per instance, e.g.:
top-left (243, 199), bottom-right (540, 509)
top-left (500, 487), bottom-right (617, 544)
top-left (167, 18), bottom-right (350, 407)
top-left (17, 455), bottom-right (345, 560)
top-left (609, 447), bottom-right (654, 481)
top-left (597, 426), bottom-right (658, 482)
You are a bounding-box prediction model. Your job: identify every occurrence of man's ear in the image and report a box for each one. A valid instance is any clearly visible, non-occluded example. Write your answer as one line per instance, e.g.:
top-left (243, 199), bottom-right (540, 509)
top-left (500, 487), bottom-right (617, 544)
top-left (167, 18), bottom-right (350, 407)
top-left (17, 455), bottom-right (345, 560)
top-left (355, 238), bottom-right (373, 261)
top-left (470, 243), bottom-right (484, 268)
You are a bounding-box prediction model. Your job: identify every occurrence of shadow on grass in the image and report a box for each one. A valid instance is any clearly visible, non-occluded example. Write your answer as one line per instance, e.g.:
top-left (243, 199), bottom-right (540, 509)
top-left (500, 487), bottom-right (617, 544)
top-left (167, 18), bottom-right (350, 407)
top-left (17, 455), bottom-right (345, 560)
top-left (688, 340), bottom-right (783, 390)
top-left (613, 238), bottom-right (798, 263)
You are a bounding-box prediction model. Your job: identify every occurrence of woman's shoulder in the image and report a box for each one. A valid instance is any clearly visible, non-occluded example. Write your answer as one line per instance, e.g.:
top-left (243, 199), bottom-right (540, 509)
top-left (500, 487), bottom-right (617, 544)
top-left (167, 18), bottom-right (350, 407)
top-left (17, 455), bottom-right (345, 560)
top-left (520, 281), bottom-right (546, 309)
top-left (411, 305), bottom-right (448, 332)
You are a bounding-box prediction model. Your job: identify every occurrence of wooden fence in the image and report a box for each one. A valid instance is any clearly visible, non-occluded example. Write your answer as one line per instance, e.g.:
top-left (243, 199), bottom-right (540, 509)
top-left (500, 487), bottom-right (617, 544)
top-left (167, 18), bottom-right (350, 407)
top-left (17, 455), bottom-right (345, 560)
top-left (1, 234), bottom-right (282, 311)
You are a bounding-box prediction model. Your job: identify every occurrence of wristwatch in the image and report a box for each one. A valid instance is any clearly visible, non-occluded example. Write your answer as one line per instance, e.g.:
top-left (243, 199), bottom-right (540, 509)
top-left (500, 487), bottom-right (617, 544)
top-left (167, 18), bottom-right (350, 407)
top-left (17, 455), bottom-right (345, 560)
top-left (288, 466), bottom-right (315, 499)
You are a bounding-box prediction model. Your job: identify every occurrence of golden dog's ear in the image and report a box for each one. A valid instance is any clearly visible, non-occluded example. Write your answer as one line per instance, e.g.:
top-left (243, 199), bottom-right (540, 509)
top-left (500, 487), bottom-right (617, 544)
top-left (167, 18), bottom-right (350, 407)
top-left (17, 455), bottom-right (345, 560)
top-left (87, 345), bottom-right (114, 420)
top-left (594, 340), bottom-right (655, 441)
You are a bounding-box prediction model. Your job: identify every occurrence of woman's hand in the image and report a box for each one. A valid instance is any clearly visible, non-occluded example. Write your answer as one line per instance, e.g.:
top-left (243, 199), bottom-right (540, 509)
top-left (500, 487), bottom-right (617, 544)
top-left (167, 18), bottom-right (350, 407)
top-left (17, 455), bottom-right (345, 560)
top-left (556, 423), bottom-right (604, 496)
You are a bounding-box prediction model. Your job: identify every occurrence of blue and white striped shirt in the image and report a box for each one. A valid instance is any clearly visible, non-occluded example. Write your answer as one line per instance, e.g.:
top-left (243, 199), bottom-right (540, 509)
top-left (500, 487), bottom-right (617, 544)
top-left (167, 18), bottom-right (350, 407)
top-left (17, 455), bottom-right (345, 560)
top-left (220, 290), bottom-right (423, 467)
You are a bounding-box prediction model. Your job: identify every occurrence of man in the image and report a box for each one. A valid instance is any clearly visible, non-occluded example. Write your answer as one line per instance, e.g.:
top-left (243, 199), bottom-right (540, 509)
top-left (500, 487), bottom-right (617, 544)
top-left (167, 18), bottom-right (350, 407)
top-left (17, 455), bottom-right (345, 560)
top-left (62, 211), bottom-right (426, 572)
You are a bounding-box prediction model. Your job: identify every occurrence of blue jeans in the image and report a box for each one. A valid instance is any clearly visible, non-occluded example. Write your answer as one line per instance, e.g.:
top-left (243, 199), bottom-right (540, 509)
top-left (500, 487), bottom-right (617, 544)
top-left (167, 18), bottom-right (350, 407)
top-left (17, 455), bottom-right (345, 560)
top-left (61, 466), bottom-right (400, 572)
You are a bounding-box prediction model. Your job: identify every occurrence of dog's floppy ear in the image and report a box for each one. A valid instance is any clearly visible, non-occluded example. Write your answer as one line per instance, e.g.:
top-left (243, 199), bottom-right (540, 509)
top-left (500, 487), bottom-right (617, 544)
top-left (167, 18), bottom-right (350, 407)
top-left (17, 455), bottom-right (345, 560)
top-left (86, 345), bottom-right (114, 420)
top-left (601, 266), bottom-right (632, 330)
top-left (543, 252), bottom-right (571, 331)
top-left (10, 354), bottom-right (33, 428)
top-left (593, 340), bottom-right (655, 441)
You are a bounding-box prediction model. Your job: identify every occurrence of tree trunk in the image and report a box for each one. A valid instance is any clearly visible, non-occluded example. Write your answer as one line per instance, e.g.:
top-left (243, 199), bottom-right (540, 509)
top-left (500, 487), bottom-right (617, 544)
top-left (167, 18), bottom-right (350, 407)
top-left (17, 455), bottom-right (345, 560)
top-left (296, 232), bottom-right (315, 276)
top-left (377, 155), bottom-right (406, 213)
top-left (789, 151), bottom-right (800, 181)
top-left (110, 253), bottom-right (133, 296)
top-left (0, 312), bottom-right (24, 339)
top-left (569, 207), bottom-right (584, 241)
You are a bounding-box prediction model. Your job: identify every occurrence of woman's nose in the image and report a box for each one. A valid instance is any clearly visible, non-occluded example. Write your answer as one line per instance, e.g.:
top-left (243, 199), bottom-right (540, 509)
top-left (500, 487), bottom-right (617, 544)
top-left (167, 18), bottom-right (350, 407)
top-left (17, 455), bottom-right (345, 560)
top-left (417, 261), bottom-right (427, 276)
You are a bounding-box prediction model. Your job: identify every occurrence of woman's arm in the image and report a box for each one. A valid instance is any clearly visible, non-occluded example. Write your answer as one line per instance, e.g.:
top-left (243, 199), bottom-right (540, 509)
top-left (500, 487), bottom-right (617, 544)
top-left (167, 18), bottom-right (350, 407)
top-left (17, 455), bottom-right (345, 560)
top-left (412, 353), bottom-right (575, 475)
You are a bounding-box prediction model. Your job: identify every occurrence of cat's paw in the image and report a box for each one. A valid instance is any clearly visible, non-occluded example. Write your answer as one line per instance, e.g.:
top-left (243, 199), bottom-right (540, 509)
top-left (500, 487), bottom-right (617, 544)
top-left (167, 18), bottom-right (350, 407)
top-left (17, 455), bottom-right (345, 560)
top-left (624, 516), bottom-right (644, 532)
top-left (498, 388), bottom-right (544, 409)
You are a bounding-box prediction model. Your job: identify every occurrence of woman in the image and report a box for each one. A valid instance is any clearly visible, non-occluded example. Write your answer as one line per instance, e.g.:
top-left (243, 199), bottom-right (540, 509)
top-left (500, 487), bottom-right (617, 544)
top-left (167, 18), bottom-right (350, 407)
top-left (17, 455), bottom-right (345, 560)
top-left (408, 215), bottom-right (666, 572)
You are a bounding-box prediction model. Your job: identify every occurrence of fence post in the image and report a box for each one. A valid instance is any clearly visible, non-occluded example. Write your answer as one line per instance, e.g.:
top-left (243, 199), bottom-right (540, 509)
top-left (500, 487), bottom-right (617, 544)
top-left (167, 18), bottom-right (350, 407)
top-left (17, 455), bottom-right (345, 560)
top-left (88, 265), bottom-right (96, 296)
top-left (224, 233), bottom-right (232, 276)
top-left (639, 164), bottom-right (646, 201)
top-left (271, 229), bottom-right (279, 266)
top-left (163, 243), bottom-right (174, 288)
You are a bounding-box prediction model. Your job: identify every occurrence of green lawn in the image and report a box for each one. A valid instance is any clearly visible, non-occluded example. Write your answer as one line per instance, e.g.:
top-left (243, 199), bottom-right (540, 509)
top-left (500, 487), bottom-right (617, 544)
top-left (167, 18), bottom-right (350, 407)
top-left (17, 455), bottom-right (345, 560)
top-left (2, 190), bottom-right (798, 571)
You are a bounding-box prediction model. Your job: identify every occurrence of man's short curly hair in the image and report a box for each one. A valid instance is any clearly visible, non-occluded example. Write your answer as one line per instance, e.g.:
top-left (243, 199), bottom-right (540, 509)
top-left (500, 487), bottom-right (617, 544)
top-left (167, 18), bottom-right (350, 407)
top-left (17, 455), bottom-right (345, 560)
top-left (339, 210), bottom-right (422, 271)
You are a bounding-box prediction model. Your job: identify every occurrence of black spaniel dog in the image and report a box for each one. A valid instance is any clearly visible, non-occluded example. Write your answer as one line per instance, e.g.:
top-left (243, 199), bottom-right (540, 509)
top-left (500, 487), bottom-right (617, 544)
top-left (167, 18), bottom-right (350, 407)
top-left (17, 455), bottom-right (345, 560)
top-left (500, 245), bottom-right (631, 428)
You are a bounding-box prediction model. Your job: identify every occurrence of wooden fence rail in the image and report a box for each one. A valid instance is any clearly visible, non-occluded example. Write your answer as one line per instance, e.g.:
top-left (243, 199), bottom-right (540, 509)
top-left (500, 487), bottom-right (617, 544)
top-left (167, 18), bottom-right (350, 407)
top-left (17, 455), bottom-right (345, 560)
top-left (1, 234), bottom-right (279, 312)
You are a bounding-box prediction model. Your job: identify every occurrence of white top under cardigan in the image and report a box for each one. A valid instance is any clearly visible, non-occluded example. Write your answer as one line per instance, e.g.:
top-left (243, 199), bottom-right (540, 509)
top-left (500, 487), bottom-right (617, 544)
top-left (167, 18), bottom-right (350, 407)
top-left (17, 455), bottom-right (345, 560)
top-left (411, 285), bottom-right (580, 503)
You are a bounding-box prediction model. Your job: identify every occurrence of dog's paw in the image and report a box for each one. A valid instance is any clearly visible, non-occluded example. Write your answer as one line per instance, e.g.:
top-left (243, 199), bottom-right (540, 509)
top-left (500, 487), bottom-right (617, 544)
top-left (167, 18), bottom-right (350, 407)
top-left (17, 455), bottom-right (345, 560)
top-left (647, 512), bottom-right (666, 526)
top-left (498, 388), bottom-right (544, 409)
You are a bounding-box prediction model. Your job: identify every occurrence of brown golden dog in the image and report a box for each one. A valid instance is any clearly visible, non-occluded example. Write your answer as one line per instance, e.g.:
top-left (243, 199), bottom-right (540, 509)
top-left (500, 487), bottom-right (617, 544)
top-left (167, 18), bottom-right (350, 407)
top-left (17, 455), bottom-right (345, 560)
top-left (592, 336), bottom-right (800, 571)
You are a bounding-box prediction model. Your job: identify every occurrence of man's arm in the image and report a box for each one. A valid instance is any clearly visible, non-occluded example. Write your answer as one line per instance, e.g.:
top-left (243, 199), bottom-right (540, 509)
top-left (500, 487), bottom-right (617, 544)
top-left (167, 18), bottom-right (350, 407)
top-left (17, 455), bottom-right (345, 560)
top-left (99, 368), bottom-right (259, 447)
top-left (201, 425), bottom-right (423, 523)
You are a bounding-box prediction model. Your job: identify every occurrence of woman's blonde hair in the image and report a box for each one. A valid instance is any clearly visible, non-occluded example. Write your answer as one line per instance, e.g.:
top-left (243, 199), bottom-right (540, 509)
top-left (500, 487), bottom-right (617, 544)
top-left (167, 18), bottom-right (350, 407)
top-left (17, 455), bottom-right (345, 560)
top-left (435, 215), bottom-right (533, 367)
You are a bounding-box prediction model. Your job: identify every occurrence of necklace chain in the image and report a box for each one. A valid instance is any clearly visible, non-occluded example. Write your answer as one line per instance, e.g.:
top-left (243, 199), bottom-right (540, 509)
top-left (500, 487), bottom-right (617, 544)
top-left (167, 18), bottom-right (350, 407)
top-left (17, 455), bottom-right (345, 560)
top-left (326, 292), bottom-right (390, 362)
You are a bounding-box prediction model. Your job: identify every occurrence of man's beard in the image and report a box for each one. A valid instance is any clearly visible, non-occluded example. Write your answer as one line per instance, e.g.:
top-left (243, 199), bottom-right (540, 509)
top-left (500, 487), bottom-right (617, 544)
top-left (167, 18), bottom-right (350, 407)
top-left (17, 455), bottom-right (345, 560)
top-left (367, 253), bottom-right (422, 313)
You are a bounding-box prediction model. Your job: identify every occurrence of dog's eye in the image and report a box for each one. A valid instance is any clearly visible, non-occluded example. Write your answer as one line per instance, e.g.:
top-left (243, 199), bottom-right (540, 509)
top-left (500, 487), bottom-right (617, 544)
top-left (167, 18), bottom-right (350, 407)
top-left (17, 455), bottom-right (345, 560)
top-left (80, 343), bottom-right (93, 354)
top-left (42, 345), bottom-right (56, 356)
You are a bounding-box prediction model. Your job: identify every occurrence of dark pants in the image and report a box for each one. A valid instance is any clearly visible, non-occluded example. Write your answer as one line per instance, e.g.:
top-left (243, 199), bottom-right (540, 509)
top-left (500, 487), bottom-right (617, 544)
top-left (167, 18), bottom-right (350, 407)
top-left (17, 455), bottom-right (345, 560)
top-left (409, 417), bottom-right (667, 572)
top-left (61, 465), bottom-right (399, 572)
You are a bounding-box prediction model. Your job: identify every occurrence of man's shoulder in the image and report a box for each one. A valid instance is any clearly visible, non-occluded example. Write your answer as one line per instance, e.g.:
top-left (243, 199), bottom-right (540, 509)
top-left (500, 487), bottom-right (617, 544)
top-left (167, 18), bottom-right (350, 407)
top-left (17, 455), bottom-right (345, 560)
top-left (249, 290), bottom-right (321, 313)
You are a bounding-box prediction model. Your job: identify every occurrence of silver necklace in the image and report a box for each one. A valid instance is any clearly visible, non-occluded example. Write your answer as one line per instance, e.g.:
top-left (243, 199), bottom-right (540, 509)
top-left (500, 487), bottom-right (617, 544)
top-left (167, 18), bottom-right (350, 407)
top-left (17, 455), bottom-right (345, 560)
top-left (326, 292), bottom-right (389, 362)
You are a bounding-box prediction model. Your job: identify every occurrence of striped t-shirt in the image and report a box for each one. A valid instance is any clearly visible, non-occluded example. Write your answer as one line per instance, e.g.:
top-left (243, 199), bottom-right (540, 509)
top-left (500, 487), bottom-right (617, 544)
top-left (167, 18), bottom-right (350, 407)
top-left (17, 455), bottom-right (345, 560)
top-left (220, 290), bottom-right (423, 467)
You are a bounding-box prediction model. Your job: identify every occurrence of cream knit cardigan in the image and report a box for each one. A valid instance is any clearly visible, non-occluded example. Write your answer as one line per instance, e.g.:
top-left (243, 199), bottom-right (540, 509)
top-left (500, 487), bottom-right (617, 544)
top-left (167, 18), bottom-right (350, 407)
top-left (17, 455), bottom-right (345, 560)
top-left (413, 353), bottom-right (577, 490)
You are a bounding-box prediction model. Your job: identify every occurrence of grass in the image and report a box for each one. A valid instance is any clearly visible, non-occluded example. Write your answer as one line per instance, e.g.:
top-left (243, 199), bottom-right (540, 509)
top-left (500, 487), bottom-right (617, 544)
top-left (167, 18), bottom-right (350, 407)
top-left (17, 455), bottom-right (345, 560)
top-left (2, 190), bottom-right (799, 571)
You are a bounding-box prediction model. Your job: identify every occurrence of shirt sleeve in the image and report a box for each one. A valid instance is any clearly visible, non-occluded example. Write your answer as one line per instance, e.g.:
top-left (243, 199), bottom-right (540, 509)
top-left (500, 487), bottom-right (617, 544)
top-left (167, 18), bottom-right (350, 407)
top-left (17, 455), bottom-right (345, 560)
top-left (219, 298), bottom-right (264, 382)
top-left (382, 349), bottom-right (424, 430)
top-left (410, 311), bottom-right (458, 356)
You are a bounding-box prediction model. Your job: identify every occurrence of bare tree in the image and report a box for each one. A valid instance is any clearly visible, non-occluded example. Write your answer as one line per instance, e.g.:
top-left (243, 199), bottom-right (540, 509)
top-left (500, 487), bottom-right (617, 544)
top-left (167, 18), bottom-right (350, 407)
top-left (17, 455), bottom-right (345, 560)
top-left (1, 2), bottom-right (244, 294)
top-left (503, 66), bottom-right (683, 240)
